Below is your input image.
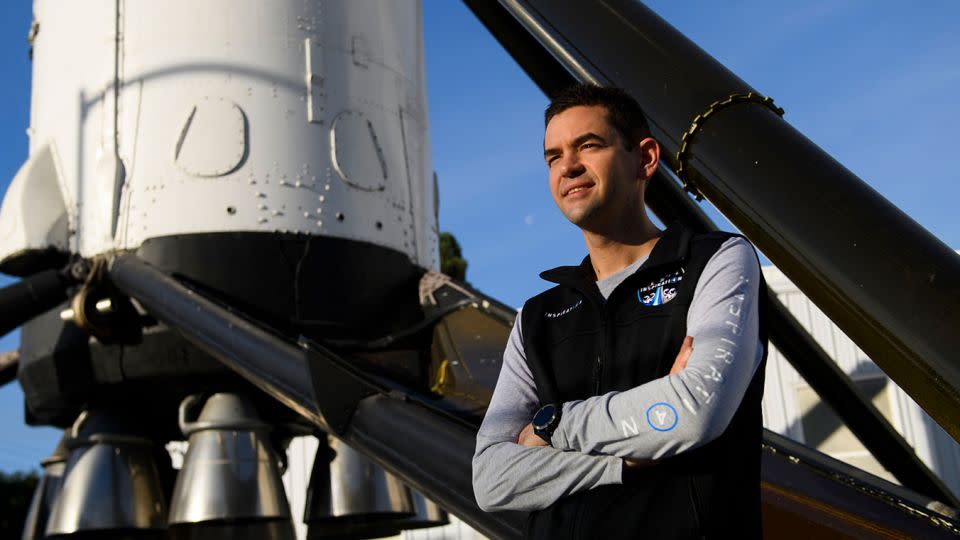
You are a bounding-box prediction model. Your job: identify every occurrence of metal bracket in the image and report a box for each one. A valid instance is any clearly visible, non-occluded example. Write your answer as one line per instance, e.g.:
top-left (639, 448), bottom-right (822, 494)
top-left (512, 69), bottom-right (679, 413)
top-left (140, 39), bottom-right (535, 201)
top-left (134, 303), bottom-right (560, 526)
top-left (300, 337), bottom-right (381, 435)
top-left (675, 92), bottom-right (785, 200)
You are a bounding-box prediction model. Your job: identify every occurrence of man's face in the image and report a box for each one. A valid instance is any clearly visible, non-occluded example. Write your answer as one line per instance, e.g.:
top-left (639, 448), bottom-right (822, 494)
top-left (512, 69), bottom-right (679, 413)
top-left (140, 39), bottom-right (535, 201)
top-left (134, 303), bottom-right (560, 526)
top-left (543, 105), bottom-right (644, 231)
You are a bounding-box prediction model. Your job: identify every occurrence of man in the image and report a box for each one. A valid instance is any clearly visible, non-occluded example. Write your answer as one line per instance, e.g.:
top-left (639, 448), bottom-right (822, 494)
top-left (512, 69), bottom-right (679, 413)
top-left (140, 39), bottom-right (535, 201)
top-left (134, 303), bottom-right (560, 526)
top-left (472, 84), bottom-right (767, 539)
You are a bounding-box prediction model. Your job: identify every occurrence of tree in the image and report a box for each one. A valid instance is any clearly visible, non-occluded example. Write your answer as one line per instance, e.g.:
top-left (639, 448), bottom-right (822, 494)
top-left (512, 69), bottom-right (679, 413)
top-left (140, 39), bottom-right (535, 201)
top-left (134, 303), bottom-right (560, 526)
top-left (0, 470), bottom-right (38, 537)
top-left (439, 232), bottom-right (468, 282)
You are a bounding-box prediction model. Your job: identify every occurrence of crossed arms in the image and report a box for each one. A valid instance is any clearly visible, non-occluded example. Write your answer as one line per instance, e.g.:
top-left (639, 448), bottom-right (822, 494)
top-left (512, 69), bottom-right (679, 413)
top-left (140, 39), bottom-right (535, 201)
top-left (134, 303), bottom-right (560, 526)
top-left (472, 237), bottom-right (763, 512)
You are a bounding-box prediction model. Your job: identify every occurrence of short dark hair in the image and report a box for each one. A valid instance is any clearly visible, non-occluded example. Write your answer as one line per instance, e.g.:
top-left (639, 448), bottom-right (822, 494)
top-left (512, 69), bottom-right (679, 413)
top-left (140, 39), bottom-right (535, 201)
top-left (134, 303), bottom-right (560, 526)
top-left (544, 84), bottom-right (652, 147)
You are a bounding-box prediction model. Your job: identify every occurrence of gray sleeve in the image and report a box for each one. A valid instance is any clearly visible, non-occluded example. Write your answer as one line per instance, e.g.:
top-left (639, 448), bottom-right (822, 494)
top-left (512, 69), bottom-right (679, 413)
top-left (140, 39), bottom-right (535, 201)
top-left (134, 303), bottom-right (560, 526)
top-left (550, 237), bottom-right (764, 460)
top-left (472, 314), bottom-right (623, 512)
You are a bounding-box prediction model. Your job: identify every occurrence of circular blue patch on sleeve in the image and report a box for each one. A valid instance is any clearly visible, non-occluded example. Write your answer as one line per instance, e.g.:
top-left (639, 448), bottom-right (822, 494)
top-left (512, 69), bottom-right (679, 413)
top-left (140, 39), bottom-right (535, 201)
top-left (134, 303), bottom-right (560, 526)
top-left (646, 402), bottom-right (678, 432)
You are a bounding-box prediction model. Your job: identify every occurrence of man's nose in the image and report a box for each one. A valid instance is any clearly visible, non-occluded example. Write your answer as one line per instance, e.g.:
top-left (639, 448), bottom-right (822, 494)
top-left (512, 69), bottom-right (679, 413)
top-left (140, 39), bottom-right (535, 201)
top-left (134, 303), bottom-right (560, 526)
top-left (558, 153), bottom-right (585, 178)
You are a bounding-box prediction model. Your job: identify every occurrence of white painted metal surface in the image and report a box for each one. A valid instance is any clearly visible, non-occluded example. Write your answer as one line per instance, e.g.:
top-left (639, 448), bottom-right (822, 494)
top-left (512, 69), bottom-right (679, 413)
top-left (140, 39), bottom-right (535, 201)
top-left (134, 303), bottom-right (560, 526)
top-left (2, 0), bottom-right (439, 270)
top-left (761, 265), bottom-right (960, 499)
top-left (0, 143), bottom-right (72, 262)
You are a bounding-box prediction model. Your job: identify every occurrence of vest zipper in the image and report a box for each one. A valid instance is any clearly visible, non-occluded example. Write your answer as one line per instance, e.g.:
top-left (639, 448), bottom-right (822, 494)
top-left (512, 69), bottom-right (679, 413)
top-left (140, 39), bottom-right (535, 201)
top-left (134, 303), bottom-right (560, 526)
top-left (595, 310), bottom-right (609, 395)
top-left (593, 355), bottom-right (602, 395)
top-left (688, 477), bottom-right (707, 537)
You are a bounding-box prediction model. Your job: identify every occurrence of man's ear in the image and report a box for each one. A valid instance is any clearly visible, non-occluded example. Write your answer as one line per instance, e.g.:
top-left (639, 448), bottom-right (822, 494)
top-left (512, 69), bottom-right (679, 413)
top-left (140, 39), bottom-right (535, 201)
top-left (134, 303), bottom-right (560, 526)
top-left (636, 137), bottom-right (660, 181)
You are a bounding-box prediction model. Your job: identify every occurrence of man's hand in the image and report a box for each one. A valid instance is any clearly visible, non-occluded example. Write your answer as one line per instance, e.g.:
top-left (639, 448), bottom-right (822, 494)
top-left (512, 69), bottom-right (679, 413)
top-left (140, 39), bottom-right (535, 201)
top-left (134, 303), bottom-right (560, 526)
top-left (623, 457), bottom-right (655, 469)
top-left (517, 422), bottom-right (548, 447)
top-left (669, 336), bottom-right (694, 375)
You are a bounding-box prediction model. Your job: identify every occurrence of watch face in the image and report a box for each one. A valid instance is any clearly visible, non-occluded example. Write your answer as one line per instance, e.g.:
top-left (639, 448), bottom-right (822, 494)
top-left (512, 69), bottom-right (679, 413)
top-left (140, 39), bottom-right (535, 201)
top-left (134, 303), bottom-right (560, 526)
top-left (533, 404), bottom-right (556, 429)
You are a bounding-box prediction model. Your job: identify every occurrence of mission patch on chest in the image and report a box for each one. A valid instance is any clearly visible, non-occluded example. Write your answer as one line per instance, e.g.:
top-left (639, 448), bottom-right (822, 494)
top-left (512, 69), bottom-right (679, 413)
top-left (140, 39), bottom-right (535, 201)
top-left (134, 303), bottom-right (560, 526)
top-left (637, 268), bottom-right (685, 307)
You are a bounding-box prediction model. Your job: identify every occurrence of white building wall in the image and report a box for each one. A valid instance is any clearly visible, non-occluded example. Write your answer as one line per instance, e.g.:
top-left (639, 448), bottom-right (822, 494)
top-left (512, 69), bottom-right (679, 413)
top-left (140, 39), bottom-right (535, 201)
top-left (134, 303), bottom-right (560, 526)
top-left (283, 436), bottom-right (485, 540)
top-left (761, 265), bottom-right (960, 499)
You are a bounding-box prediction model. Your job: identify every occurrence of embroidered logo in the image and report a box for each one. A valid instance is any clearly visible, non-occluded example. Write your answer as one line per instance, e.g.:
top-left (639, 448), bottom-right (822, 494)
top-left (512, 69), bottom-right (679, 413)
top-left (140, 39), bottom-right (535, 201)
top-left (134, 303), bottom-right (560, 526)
top-left (646, 402), bottom-right (678, 432)
top-left (544, 299), bottom-right (582, 319)
top-left (638, 268), bottom-right (684, 307)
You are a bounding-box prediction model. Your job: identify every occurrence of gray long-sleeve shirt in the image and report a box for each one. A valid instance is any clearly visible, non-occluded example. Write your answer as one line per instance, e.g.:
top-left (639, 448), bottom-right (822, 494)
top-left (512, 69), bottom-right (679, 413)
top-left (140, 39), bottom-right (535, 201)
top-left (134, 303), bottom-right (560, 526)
top-left (472, 237), bottom-right (763, 512)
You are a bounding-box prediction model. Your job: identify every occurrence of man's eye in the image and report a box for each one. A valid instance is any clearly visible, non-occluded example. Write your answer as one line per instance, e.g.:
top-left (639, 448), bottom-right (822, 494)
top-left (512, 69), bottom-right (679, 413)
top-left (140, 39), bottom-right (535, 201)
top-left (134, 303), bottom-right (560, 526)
top-left (546, 156), bottom-right (559, 166)
top-left (581, 143), bottom-right (598, 150)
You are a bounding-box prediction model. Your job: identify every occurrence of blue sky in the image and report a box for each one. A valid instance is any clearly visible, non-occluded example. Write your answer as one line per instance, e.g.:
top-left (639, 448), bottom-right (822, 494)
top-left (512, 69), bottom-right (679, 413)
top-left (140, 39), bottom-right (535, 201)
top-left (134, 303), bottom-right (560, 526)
top-left (0, 1), bottom-right (957, 472)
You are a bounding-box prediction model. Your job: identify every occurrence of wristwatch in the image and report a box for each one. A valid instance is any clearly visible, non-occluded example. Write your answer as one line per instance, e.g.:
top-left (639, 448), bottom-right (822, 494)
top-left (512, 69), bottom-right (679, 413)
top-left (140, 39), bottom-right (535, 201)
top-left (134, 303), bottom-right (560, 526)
top-left (532, 403), bottom-right (561, 445)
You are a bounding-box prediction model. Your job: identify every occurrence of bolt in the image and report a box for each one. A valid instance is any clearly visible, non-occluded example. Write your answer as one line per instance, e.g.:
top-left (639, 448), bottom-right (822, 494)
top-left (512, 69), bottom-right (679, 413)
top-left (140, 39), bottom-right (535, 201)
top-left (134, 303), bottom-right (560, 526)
top-left (95, 298), bottom-right (114, 314)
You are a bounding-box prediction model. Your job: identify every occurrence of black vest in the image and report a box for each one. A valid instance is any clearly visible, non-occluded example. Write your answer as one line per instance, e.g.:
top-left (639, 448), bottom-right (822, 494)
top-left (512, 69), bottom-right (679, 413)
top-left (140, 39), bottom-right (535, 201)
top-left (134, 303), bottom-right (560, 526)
top-left (521, 224), bottom-right (767, 539)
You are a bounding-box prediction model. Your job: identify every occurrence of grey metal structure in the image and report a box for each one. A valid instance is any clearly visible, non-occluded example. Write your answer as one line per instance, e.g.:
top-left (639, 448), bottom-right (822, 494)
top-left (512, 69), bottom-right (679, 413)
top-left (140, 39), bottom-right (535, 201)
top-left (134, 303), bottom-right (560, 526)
top-left (45, 411), bottom-right (168, 536)
top-left (303, 437), bottom-right (448, 537)
top-left (21, 437), bottom-right (67, 540)
top-left (169, 393), bottom-right (293, 527)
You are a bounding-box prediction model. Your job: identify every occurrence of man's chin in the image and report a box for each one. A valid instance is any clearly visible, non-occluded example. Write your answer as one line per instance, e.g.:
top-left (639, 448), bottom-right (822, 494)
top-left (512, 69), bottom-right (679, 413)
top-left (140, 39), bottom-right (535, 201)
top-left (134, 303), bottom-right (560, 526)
top-left (565, 210), bottom-right (599, 231)
top-left (561, 201), bottom-right (594, 224)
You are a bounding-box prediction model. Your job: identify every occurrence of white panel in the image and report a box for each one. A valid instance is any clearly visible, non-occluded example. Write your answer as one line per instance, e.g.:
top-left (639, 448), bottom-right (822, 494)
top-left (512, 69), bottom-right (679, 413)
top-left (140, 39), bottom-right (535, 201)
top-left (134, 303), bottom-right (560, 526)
top-left (283, 435), bottom-right (319, 540)
top-left (304, 37), bottom-right (324, 124)
top-left (0, 142), bottom-right (72, 264)
top-left (331, 110), bottom-right (389, 192)
top-left (282, 435), bottom-right (487, 540)
top-left (29, 0), bottom-right (116, 255)
top-left (760, 264), bottom-right (960, 497)
top-left (173, 97), bottom-right (247, 177)
top-left (403, 514), bottom-right (488, 540)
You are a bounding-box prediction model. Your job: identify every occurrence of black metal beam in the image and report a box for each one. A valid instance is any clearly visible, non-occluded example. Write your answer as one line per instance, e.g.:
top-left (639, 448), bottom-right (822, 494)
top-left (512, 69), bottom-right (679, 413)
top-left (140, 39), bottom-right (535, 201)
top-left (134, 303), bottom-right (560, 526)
top-left (463, 0), bottom-right (959, 506)
top-left (0, 351), bottom-right (18, 388)
top-left (761, 430), bottom-right (960, 536)
top-left (650, 174), bottom-right (957, 505)
top-left (108, 254), bottom-right (525, 539)
top-left (0, 269), bottom-right (69, 339)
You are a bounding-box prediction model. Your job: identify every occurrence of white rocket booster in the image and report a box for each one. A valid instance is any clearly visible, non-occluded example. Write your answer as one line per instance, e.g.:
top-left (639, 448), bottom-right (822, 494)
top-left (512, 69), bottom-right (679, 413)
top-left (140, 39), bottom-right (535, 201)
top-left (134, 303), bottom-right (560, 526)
top-left (0, 0), bottom-right (438, 273)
